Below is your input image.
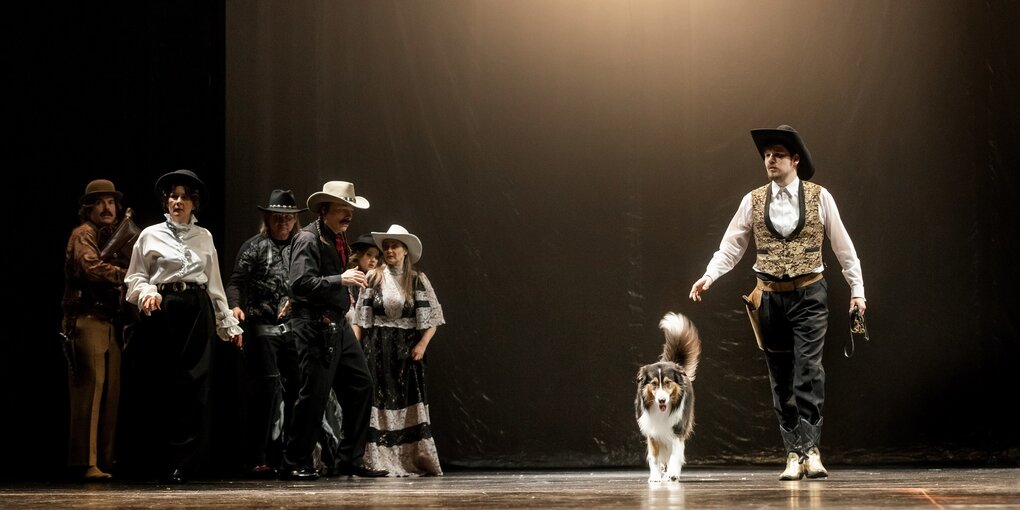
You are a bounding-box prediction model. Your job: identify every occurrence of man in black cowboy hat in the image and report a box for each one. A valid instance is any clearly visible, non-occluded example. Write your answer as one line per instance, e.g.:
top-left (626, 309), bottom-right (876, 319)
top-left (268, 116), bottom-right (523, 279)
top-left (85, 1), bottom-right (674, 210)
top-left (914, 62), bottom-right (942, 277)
top-left (281, 181), bottom-right (388, 480)
top-left (689, 125), bottom-right (867, 480)
top-left (62, 179), bottom-right (131, 480)
top-left (226, 189), bottom-right (307, 478)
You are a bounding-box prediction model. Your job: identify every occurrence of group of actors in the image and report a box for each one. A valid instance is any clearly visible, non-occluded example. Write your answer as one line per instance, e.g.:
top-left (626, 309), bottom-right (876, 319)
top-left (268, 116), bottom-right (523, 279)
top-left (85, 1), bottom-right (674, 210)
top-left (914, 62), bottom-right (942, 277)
top-left (62, 172), bottom-right (445, 482)
top-left (63, 124), bottom-right (866, 483)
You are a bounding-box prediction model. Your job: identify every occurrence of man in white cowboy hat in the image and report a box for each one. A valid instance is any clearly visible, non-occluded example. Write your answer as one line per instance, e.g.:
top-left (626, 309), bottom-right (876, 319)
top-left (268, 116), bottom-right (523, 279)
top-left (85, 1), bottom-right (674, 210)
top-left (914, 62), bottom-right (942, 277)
top-left (688, 125), bottom-right (867, 480)
top-left (226, 189), bottom-right (307, 478)
top-left (281, 181), bottom-right (388, 480)
top-left (62, 179), bottom-right (131, 480)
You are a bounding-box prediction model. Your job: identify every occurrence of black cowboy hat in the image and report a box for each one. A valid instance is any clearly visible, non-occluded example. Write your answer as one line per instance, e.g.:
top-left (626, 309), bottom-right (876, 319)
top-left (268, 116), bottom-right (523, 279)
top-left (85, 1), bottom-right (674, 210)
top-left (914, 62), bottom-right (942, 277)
top-left (350, 232), bottom-right (379, 252)
top-left (750, 125), bottom-right (815, 180)
top-left (154, 169), bottom-right (208, 200)
top-left (257, 189), bottom-right (308, 214)
top-left (80, 179), bottom-right (123, 205)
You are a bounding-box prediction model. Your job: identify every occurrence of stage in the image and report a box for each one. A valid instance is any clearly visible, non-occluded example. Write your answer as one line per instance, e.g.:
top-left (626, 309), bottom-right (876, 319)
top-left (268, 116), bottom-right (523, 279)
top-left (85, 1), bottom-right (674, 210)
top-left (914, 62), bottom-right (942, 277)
top-left (2, 468), bottom-right (1018, 508)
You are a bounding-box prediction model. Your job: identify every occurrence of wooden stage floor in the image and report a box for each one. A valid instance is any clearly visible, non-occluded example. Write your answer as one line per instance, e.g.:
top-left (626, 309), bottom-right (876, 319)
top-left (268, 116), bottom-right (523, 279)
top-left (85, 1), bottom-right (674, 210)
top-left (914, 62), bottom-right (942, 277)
top-left (2, 467), bottom-right (1018, 509)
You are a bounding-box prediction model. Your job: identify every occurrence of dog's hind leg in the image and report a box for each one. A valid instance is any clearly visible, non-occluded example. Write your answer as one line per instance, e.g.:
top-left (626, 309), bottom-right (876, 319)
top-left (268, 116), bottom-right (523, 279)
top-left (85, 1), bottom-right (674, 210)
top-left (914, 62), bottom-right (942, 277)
top-left (664, 439), bottom-right (686, 481)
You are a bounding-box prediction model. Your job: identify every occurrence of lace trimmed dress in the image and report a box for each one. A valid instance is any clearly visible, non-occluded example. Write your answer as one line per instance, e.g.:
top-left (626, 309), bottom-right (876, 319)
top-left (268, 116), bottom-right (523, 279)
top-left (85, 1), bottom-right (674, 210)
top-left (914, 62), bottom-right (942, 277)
top-left (354, 267), bottom-right (445, 476)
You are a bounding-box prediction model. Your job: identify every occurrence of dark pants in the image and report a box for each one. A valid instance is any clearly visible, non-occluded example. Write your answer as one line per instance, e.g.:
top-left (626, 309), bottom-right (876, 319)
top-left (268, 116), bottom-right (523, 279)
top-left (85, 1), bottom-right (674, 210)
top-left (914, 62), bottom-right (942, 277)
top-left (760, 278), bottom-right (828, 453)
top-left (282, 317), bottom-right (373, 471)
top-left (121, 287), bottom-right (214, 478)
top-left (243, 323), bottom-right (298, 467)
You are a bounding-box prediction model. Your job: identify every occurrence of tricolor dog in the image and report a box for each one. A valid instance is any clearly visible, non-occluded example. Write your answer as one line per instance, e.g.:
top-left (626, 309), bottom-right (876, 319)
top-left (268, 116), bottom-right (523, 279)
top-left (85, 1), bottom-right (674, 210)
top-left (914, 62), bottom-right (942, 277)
top-left (635, 312), bottom-right (702, 482)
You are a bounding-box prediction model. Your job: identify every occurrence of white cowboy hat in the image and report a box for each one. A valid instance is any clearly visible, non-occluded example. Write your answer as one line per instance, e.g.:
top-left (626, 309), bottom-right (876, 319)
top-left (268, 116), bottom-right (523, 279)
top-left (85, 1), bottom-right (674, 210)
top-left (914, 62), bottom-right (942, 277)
top-left (372, 224), bottom-right (423, 264)
top-left (306, 181), bottom-right (370, 210)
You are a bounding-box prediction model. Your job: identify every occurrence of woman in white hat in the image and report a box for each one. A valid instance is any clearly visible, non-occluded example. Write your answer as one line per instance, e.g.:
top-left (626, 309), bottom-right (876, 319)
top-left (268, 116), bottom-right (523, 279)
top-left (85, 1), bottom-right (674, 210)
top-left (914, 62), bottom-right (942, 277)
top-left (352, 224), bottom-right (445, 476)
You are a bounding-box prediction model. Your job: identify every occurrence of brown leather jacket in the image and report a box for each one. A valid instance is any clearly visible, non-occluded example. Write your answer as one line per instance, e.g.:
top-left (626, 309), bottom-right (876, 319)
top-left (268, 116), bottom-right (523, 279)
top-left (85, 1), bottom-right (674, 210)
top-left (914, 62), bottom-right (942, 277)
top-left (62, 221), bottom-right (130, 326)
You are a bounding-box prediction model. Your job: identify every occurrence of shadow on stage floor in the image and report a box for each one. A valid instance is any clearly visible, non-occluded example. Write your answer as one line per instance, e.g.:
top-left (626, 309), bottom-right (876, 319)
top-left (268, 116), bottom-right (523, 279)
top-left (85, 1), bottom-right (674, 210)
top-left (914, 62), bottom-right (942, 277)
top-left (2, 467), bottom-right (1019, 508)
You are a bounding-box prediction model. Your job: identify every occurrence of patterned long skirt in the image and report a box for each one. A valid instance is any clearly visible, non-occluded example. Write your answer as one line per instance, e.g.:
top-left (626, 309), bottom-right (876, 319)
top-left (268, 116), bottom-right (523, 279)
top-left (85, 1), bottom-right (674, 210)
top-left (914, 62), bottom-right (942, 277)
top-left (361, 326), bottom-right (442, 476)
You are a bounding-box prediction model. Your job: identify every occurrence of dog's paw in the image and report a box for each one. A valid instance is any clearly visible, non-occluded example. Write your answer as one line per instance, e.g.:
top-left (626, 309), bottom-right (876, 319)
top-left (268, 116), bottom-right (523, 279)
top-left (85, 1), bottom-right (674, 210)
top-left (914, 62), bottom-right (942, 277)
top-left (664, 471), bottom-right (680, 482)
top-left (647, 473), bottom-right (663, 483)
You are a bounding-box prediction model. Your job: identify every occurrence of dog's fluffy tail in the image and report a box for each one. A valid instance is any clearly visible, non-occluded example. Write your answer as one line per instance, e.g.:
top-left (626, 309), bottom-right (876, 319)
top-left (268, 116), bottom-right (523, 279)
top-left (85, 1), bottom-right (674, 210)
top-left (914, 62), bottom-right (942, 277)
top-left (659, 312), bottom-right (702, 381)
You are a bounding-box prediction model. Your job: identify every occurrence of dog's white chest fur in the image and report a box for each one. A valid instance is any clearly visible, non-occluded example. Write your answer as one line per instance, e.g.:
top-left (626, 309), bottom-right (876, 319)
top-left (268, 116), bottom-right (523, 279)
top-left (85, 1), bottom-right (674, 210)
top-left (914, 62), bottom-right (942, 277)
top-left (637, 390), bottom-right (686, 438)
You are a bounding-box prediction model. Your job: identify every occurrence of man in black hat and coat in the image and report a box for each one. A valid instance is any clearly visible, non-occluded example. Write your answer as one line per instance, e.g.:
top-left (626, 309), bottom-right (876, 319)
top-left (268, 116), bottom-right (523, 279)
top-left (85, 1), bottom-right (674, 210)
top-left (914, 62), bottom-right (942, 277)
top-left (226, 189), bottom-right (307, 478)
top-left (689, 125), bottom-right (867, 480)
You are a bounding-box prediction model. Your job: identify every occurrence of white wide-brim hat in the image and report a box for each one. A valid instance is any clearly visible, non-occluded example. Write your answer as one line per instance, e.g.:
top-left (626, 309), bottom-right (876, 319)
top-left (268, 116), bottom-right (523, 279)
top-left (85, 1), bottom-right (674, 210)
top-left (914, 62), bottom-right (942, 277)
top-left (306, 181), bottom-right (370, 210)
top-left (372, 224), bottom-right (423, 264)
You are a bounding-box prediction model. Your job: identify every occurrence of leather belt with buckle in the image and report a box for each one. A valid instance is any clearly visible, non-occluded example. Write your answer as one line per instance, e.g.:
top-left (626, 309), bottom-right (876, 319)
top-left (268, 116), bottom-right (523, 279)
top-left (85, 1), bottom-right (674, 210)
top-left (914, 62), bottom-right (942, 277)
top-left (254, 323), bottom-right (291, 336)
top-left (157, 281), bottom-right (206, 293)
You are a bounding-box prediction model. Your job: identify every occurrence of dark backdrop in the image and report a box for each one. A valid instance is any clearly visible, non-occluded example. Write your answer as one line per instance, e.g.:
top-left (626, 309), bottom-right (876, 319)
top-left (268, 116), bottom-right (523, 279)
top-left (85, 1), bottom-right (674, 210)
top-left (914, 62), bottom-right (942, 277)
top-left (7, 0), bottom-right (1018, 480)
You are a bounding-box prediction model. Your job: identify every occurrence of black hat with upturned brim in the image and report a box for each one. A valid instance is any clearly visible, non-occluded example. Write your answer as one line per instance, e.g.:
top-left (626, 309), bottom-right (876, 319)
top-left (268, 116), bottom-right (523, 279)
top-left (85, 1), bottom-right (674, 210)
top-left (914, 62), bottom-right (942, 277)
top-left (750, 125), bottom-right (815, 180)
top-left (154, 169), bottom-right (208, 201)
top-left (257, 189), bottom-right (308, 213)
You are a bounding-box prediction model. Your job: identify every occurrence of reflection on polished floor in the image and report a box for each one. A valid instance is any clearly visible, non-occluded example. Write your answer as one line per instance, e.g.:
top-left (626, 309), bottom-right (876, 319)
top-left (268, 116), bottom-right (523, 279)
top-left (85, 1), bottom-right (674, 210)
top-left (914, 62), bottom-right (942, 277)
top-left (1, 468), bottom-right (1018, 509)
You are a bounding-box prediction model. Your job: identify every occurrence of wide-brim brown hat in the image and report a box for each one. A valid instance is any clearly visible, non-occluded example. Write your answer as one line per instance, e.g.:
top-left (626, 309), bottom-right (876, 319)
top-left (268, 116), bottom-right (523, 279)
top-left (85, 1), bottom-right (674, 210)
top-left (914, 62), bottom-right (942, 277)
top-left (154, 169), bottom-right (208, 201)
top-left (257, 189), bottom-right (308, 213)
top-left (306, 181), bottom-right (370, 210)
top-left (80, 179), bottom-right (123, 204)
top-left (750, 125), bottom-right (815, 180)
top-left (372, 224), bottom-right (422, 264)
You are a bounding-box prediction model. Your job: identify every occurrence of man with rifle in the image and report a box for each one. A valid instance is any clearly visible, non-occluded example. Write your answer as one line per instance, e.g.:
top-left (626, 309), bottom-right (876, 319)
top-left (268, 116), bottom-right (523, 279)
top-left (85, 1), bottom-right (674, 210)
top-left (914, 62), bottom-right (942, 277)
top-left (61, 179), bottom-right (138, 481)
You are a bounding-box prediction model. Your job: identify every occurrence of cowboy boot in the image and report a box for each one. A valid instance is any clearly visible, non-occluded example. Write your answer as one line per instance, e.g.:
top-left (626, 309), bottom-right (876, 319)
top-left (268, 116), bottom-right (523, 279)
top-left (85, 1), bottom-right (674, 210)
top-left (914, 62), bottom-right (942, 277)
top-left (799, 418), bottom-right (822, 451)
top-left (778, 424), bottom-right (804, 480)
top-left (804, 447), bottom-right (829, 478)
top-left (797, 418), bottom-right (827, 478)
top-left (779, 451), bottom-right (804, 480)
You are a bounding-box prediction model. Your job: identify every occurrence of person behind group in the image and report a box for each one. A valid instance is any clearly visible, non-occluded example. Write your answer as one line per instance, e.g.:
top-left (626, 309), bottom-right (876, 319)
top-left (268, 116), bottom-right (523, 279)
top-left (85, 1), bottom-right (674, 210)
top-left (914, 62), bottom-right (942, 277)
top-left (346, 233), bottom-right (381, 310)
top-left (61, 179), bottom-right (130, 481)
top-left (281, 180), bottom-right (388, 480)
top-left (225, 189), bottom-right (306, 479)
top-left (688, 125), bottom-right (866, 480)
top-left (123, 169), bottom-right (243, 483)
top-left (352, 224), bottom-right (445, 476)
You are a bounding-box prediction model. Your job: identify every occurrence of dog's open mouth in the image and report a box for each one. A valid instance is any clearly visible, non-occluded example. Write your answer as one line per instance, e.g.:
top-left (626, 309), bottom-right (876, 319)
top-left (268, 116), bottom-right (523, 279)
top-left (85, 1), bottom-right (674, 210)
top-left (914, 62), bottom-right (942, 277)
top-left (658, 404), bottom-right (667, 412)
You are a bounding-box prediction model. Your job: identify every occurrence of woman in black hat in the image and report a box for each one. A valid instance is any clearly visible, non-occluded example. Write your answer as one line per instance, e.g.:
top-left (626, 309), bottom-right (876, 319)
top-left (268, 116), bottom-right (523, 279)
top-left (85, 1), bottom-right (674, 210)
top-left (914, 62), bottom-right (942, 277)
top-left (121, 169), bottom-right (242, 483)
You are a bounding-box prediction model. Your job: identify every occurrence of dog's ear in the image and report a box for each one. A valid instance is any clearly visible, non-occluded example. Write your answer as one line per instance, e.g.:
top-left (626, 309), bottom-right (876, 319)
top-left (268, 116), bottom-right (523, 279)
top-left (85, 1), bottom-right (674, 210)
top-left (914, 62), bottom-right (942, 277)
top-left (635, 366), bottom-right (647, 383)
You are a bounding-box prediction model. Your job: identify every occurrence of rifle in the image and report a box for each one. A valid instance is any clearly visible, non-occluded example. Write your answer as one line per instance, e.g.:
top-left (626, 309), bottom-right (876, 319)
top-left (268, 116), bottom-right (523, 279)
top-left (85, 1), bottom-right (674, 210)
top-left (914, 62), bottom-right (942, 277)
top-left (100, 207), bottom-right (141, 261)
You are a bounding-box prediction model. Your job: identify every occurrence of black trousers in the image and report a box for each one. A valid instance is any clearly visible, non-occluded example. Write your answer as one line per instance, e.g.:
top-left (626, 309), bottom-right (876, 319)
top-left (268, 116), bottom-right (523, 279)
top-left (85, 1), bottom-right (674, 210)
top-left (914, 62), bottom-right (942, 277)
top-left (121, 287), bottom-right (214, 478)
top-left (243, 322), bottom-right (298, 467)
top-left (760, 278), bottom-right (828, 452)
top-left (282, 318), bottom-right (373, 471)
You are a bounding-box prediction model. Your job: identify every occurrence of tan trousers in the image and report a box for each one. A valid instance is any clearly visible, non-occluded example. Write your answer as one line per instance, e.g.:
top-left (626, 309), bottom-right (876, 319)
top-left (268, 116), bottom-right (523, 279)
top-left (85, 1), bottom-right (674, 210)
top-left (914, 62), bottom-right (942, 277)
top-left (67, 315), bottom-right (121, 469)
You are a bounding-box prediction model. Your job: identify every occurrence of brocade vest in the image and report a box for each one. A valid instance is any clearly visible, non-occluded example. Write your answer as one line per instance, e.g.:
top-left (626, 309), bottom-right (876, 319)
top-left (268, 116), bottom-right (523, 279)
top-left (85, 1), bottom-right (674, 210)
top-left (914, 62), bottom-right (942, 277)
top-left (751, 180), bottom-right (824, 279)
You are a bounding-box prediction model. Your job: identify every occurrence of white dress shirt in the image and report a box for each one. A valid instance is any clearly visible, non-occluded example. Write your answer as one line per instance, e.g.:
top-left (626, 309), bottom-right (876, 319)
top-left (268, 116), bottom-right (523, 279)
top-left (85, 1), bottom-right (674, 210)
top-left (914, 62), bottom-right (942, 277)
top-left (703, 177), bottom-right (866, 299)
top-left (125, 214), bottom-right (243, 340)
